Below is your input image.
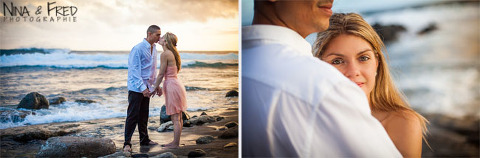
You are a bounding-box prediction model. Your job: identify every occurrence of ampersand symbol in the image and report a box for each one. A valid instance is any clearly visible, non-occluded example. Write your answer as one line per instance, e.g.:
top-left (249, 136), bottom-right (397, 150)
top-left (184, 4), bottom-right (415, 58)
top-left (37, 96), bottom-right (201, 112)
top-left (35, 6), bottom-right (42, 15)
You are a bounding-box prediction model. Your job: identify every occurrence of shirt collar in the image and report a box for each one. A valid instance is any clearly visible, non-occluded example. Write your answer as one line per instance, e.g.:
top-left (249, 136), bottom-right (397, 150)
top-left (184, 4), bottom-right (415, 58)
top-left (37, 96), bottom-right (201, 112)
top-left (142, 38), bottom-right (155, 49)
top-left (242, 25), bottom-right (312, 56)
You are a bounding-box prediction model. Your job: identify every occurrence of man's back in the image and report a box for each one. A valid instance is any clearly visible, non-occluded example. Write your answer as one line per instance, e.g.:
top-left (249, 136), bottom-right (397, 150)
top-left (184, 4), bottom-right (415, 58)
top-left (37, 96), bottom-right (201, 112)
top-left (242, 25), bottom-right (401, 157)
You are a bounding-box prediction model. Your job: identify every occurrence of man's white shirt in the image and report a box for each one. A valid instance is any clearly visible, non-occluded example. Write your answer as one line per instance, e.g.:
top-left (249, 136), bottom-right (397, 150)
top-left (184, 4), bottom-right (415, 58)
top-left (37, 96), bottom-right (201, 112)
top-left (127, 38), bottom-right (158, 93)
top-left (242, 25), bottom-right (402, 157)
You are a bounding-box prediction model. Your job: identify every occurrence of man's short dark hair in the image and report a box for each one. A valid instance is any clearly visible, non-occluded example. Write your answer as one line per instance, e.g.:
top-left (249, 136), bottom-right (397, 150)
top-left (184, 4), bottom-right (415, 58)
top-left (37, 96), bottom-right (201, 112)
top-left (147, 25), bottom-right (160, 34)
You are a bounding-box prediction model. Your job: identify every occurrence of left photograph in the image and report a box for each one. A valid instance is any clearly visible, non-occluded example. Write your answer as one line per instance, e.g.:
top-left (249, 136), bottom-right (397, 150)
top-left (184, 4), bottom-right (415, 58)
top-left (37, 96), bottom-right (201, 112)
top-left (0, 0), bottom-right (239, 157)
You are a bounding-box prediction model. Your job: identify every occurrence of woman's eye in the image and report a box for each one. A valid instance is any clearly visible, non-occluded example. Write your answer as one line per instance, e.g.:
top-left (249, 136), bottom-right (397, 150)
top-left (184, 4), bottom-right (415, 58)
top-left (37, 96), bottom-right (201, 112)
top-left (359, 55), bottom-right (370, 62)
top-left (331, 58), bottom-right (344, 65)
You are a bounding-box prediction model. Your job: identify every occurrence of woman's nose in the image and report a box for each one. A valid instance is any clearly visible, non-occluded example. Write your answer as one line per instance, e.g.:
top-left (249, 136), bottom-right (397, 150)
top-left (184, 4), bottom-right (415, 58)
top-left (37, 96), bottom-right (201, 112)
top-left (343, 62), bottom-right (361, 78)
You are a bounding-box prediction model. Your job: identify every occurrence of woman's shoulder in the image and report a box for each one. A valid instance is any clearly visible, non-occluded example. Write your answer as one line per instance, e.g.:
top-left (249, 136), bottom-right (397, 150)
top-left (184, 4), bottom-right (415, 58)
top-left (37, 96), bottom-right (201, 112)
top-left (160, 50), bottom-right (174, 58)
top-left (383, 110), bottom-right (422, 135)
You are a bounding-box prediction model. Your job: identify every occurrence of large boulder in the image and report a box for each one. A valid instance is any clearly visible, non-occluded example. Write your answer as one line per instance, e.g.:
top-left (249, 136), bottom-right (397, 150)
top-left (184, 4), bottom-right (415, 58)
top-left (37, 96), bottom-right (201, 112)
top-left (49, 97), bottom-right (66, 105)
top-left (160, 105), bottom-right (190, 123)
top-left (36, 136), bottom-right (116, 157)
top-left (17, 92), bottom-right (49, 109)
top-left (225, 90), bottom-right (238, 97)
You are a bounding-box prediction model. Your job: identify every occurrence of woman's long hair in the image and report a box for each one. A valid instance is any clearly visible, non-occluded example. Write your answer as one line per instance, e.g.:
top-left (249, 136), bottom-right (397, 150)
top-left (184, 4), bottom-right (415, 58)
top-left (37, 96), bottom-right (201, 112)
top-left (164, 32), bottom-right (181, 72)
top-left (313, 13), bottom-right (429, 139)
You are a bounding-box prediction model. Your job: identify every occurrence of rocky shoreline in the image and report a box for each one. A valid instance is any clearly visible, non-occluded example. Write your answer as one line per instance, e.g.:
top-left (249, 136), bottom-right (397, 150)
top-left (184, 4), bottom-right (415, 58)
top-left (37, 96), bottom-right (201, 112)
top-left (1, 107), bottom-right (239, 157)
top-left (421, 113), bottom-right (479, 157)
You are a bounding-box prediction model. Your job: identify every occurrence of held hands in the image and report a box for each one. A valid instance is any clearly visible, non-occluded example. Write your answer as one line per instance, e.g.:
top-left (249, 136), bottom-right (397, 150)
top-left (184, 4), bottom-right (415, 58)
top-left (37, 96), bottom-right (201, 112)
top-left (142, 89), bottom-right (152, 97)
top-left (149, 87), bottom-right (163, 98)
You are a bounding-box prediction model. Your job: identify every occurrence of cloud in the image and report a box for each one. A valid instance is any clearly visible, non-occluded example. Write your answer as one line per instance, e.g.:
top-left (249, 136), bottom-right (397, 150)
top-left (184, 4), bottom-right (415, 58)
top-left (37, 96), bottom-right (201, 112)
top-left (0, 0), bottom-right (239, 51)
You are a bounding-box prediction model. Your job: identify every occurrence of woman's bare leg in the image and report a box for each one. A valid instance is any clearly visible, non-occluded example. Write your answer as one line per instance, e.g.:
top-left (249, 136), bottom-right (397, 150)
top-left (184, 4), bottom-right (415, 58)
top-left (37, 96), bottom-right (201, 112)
top-left (165, 113), bottom-right (182, 148)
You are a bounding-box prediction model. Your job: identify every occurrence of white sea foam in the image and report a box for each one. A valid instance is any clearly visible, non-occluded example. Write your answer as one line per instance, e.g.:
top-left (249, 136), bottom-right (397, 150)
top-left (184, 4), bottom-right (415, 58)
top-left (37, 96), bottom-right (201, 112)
top-left (0, 50), bottom-right (237, 69)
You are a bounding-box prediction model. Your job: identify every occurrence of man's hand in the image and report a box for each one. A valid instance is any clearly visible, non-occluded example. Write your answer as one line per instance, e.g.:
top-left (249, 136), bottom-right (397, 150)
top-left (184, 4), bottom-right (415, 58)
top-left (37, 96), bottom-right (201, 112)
top-left (142, 89), bottom-right (151, 97)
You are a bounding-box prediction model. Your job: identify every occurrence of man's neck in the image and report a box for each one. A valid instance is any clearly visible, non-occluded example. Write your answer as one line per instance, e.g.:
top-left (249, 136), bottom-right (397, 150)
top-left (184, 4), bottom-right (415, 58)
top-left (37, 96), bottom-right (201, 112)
top-left (145, 38), bottom-right (155, 46)
top-left (252, 10), bottom-right (308, 38)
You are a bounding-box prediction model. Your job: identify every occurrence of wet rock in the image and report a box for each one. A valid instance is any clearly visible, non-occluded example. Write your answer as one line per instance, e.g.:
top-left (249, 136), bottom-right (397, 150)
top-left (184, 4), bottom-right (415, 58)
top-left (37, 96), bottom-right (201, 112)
top-left (158, 121), bottom-right (173, 132)
top-left (217, 126), bottom-right (228, 131)
top-left (225, 90), bottom-right (238, 97)
top-left (187, 115), bottom-right (224, 126)
top-left (151, 152), bottom-right (177, 158)
top-left (224, 121), bottom-right (238, 128)
top-left (12, 129), bottom-right (54, 141)
top-left (75, 99), bottom-right (96, 104)
top-left (200, 112), bottom-right (208, 116)
top-left (49, 97), bottom-right (66, 105)
top-left (36, 136), bottom-right (116, 157)
top-left (227, 107), bottom-right (238, 110)
top-left (17, 92), bottom-right (49, 109)
top-left (372, 23), bottom-right (407, 43)
top-left (421, 113), bottom-right (480, 157)
top-left (187, 149), bottom-right (207, 157)
top-left (0, 110), bottom-right (35, 123)
top-left (196, 116), bottom-right (216, 125)
top-left (148, 126), bottom-right (158, 131)
top-left (219, 126), bottom-right (238, 139)
top-left (99, 151), bottom-right (124, 158)
top-left (215, 116), bottom-right (225, 121)
top-left (1, 127), bottom-right (79, 142)
top-left (183, 120), bottom-right (192, 127)
top-left (224, 142), bottom-right (237, 148)
top-left (196, 136), bottom-right (215, 144)
top-left (418, 23), bottom-right (438, 35)
top-left (160, 105), bottom-right (190, 124)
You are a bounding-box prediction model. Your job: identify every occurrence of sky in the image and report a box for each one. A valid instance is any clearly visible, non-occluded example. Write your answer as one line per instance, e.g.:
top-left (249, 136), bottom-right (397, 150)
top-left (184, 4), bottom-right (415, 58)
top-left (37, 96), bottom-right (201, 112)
top-left (0, 0), bottom-right (239, 51)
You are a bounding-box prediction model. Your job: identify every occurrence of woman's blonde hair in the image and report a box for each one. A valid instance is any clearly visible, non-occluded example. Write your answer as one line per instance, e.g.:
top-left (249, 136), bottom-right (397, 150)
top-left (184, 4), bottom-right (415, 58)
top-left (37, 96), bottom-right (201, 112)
top-left (165, 32), bottom-right (181, 72)
top-left (313, 13), bottom-right (429, 138)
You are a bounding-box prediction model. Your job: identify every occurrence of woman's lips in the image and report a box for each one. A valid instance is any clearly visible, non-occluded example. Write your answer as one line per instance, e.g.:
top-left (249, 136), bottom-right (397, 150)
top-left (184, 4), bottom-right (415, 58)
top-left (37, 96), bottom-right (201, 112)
top-left (355, 82), bottom-right (364, 87)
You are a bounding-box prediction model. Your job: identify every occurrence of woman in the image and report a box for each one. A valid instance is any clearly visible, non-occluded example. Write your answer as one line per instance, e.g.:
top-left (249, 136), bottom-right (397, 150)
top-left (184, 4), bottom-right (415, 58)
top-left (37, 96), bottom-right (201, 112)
top-left (313, 13), bottom-right (428, 157)
top-left (151, 32), bottom-right (188, 149)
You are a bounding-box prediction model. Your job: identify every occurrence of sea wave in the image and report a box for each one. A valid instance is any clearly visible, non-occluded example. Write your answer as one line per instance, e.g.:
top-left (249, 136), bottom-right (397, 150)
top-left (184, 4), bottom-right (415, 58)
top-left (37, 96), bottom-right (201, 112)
top-left (0, 48), bottom-right (238, 69)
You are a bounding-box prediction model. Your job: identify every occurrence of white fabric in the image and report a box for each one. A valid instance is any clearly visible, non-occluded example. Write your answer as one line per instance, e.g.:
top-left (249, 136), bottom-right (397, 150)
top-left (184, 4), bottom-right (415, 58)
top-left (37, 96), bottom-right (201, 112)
top-left (127, 38), bottom-right (158, 93)
top-left (242, 25), bottom-right (402, 157)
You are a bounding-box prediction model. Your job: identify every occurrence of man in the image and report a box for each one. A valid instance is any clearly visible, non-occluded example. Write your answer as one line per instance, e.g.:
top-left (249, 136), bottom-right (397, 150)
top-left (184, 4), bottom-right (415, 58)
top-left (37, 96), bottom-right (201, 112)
top-left (124, 25), bottom-right (161, 153)
top-left (242, 1), bottom-right (402, 157)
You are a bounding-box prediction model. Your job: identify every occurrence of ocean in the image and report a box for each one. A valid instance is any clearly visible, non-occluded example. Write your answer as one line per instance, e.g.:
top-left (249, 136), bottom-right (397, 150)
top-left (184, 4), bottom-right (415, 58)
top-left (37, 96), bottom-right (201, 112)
top-left (0, 49), bottom-right (238, 129)
top-left (362, 2), bottom-right (480, 118)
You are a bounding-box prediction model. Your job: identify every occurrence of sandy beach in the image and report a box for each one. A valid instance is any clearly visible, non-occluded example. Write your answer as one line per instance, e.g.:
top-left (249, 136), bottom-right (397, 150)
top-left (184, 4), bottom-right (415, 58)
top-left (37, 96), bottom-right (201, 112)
top-left (1, 106), bottom-right (238, 157)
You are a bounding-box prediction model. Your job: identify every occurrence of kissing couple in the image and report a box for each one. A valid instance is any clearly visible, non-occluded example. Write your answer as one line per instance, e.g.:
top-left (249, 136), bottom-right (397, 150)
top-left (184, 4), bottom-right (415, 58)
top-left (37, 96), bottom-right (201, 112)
top-left (123, 25), bottom-right (188, 155)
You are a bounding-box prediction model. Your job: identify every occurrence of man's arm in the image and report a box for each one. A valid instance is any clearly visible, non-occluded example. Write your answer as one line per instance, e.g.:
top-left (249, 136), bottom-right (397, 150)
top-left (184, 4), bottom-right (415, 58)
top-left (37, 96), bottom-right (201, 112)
top-left (266, 80), bottom-right (402, 157)
top-left (129, 49), bottom-right (149, 96)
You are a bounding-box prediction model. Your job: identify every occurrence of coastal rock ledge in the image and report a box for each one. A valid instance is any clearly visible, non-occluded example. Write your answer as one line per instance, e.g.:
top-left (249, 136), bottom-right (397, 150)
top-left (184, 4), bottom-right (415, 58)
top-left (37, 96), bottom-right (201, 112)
top-left (36, 136), bottom-right (116, 157)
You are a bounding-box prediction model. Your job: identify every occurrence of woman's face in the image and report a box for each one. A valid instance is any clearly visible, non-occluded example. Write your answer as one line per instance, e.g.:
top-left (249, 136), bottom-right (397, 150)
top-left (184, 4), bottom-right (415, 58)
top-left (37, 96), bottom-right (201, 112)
top-left (321, 34), bottom-right (378, 97)
top-left (158, 35), bottom-right (166, 46)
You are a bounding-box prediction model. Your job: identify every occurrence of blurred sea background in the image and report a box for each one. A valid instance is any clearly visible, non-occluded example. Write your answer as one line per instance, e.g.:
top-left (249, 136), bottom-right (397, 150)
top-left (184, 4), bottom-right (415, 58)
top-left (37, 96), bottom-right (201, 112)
top-left (243, 0), bottom-right (479, 157)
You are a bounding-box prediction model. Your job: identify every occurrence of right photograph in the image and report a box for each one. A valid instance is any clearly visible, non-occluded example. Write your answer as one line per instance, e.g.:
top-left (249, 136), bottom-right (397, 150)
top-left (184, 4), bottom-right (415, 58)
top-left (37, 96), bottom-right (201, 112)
top-left (241, 0), bottom-right (479, 157)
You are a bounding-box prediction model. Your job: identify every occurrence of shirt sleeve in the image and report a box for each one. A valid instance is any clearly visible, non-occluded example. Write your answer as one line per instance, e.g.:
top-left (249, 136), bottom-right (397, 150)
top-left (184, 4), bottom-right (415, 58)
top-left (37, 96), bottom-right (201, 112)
top-left (129, 48), bottom-right (147, 92)
top-left (266, 80), bottom-right (402, 157)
